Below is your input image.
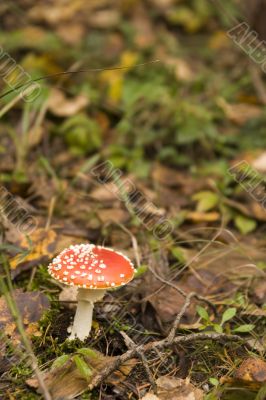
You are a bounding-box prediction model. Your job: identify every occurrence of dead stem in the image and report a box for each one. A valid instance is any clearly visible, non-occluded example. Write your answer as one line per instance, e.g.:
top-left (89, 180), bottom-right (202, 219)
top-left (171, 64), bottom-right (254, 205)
top-left (120, 331), bottom-right (157, 393)
top-left (88, 332), bottom-right (244, 391)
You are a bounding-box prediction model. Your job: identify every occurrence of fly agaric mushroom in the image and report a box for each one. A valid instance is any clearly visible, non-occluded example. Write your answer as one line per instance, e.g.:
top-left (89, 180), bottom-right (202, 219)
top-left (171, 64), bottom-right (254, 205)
top-left (48, 244), bottom-right (135, 340)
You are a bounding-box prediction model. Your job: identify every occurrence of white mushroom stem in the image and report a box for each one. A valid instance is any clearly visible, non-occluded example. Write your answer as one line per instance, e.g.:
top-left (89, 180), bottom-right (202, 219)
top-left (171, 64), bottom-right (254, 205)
top-left (69, 288), bottom-right (106, 340)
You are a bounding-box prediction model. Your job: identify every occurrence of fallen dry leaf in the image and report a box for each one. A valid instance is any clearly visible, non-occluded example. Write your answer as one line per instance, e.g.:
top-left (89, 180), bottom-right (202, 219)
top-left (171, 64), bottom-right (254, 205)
top-left (96, 208), bottom-right (129, 224)
top-left (90, 182), bottom-right (120, 202)
top-left (141, 376), bottom-right (204, 400)
top-left (27, 349), bottom-right (137, 400)
top-left (0, 289), bottom-right (50, 344)
top-left (252, 151), bottom-right (266, 172)
top-left (9, 227), bottom-right (83, 278)
top-left (56, 23), bottom-right (85, 44)
top-left (28, 0), bottom-right (108, 25)
top-left (132, 4), bottom-right (155, 48)
top-left (208, 30), bottom-right (230, 50)
top-left (235, 358), bottom-right (266, 383)
top-left (185, 211), bottom-right (220, 222)
top-left (157, 376), bottom-right (203, 400)
top-left (27, 126), bottom-right (45, 149)
top-left (248, 201), bottom-right (266, 222)
top-left (149, 0), bottom-right (175, 10)
top-left (152, 163), bottom-right (187, 187)
top-left (165, 57), bottom-right (195, 82)
top-left (88, 9), bottom-right (120, 28)
top-left (252, 279), bottom-right (266, 305)
top-left (217, 98), bottom-right (262, 125)
top-left (141, 394), bottom-right (160, 400)
top-left (139, 254), bottom-right (201, 326)
top-left (139, 236), bottom-right (265, 328)
top-left (246, 337), bottom-right (266, 353)
top-left (221, 357), bottom-right (266, 391)
top-left (48, 89), bottom-right (89, 117)
top-left (223, 197), bottom-right (266, 222)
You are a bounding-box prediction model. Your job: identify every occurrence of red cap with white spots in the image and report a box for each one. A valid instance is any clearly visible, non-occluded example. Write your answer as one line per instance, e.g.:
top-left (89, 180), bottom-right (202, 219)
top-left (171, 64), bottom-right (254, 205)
top-left (48, 244), bottom-right (135, 289)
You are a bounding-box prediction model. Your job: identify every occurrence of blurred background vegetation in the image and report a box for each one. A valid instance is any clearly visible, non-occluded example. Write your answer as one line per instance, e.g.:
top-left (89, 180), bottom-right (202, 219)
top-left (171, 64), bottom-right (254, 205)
top-left (1, 0), bottom-right (265, 182)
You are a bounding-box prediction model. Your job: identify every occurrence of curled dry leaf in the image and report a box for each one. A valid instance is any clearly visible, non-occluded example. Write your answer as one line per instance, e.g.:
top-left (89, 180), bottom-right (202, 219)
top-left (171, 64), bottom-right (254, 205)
top-left (185, 211), bottom-right (220, 222)
top-left (0, 289), bottom-right (50, 344)
top-left (48, 88), bottom-right (89, 117)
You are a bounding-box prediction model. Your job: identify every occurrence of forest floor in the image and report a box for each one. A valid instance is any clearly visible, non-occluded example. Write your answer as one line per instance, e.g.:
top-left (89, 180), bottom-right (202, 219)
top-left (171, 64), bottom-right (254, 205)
top-left (0, 1), bottom-right (265, 399)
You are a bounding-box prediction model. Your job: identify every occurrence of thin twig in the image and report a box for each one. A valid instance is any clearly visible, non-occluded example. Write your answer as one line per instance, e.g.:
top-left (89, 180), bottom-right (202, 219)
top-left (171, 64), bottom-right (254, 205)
top-left (88, 332), bottom-right (244, 391)
top-left (145, 222), bottom-right (227, 303)
top-left (166, 293), bottom-right (196, 344)
top-left (147, 265), bottom-right (217, 317)
top-left (116, 223), bottom-right (141, 269)
top-left (120, 331), bottom-right (157, 393)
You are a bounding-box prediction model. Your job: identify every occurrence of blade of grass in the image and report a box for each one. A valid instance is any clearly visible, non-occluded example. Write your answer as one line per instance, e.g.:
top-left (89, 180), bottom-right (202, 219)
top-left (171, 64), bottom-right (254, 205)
top-left (0, 254), bottom-right (52, 400)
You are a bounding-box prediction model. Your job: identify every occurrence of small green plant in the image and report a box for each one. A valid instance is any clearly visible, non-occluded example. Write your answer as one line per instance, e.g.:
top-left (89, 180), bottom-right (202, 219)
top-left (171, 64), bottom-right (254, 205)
top-left (51, 348), bottom-right (97, 380)
top-left (196, 306), bottom-right (255, 334)
top-left (209, 377), bottom-right (219, 387)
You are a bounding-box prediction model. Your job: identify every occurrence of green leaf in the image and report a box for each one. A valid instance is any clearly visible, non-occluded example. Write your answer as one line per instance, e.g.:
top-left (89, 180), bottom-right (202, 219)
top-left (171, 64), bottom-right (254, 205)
top-left (73, 355), bottom-right (93, 380)
top-left (209, 377), bottom-right (219, 387)
top-left (51, 354), bottom-right (71, 370)
top-left (213, 324), bottom-right (223, 333)
top-left (233, 324), bottom-right (255, 333)
top-left (77, 348), bottom-right (98, 358)
top-left (234, 215), bottom-right (257, 235)
top-left (221, 307), bottom-right (236, 325)
top-left (134, 264), bottom-right (148, 278)
top-left (196, 306), bottom-right (210, 321)
top-left (192, 191), bottom-right (219, 212)
top-left (171, 247), bottom-right (187, 263)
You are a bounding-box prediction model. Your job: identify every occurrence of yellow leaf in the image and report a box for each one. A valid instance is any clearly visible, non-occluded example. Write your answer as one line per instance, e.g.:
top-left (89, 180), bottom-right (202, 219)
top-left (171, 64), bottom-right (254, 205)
top-left (208, 31), bottom-right (230, 50)
top-left (100, 51), bottom-right (138, 103)
top-left (186, 211), bottom-right (220, 222)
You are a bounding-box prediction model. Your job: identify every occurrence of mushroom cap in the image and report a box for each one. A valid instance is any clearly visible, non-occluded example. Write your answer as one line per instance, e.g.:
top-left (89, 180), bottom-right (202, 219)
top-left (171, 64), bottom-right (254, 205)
top-left (48, 244), bottom-right (135, 289)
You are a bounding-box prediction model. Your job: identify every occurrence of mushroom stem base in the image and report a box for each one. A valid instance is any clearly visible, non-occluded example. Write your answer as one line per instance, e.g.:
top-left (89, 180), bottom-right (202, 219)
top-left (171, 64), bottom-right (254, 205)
top-left (68, 288), bottom-right (106, 340)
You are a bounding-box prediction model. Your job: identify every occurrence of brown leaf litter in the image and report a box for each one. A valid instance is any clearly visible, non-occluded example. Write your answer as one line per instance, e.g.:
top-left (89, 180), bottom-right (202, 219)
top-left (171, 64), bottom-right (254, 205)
top-left (0, 289), bottom-right (50, 344)
top-left (27, 349), bottom-right (137, 400)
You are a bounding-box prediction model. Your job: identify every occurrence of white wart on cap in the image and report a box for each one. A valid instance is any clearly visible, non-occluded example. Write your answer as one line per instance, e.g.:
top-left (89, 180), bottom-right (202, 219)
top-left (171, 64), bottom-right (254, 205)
top-left (48, 244), bottom-right (135, 341)
top-left (48, 244), bottom-right (135, 289)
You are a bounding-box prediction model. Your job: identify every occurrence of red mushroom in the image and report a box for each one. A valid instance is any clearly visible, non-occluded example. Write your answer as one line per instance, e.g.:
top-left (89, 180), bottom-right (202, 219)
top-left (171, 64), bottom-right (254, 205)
top-left (48, 244), bottom-right (135, 340)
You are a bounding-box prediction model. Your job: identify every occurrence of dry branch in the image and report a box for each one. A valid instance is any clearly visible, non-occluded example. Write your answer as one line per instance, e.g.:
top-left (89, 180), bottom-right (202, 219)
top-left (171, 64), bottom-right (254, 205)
top-left (88, 332), bottom-right (244, 390)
